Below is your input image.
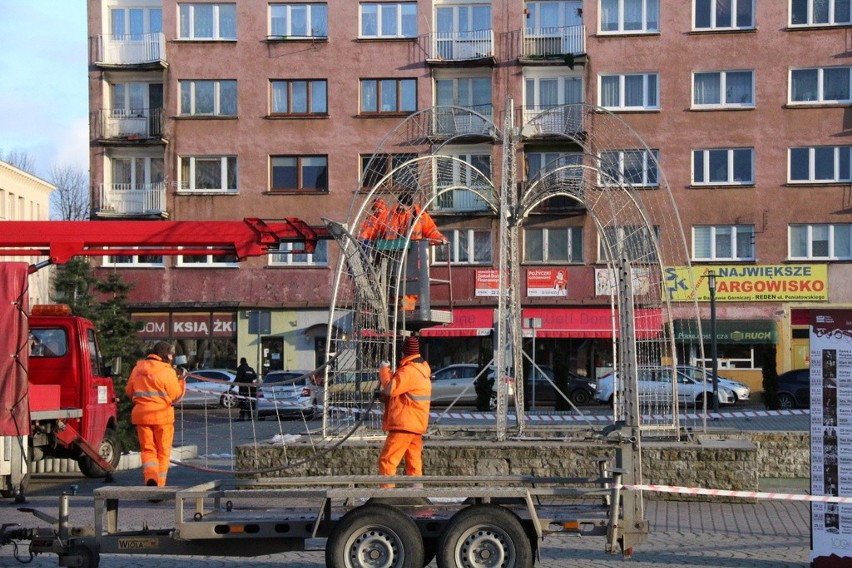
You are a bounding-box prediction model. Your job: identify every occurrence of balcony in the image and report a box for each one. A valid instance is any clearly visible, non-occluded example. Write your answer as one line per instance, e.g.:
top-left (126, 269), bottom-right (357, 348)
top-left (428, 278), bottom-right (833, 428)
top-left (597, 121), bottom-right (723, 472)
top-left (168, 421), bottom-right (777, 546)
top-left (425, 30), bottom-right (494, 63)
top-left (520, 105), bottom-right (585, 139)
top-left (95, 183), bottom-right (167, 218)
top-left (91, 108), bottom-right (165, 144)
top-left (92, 33), bottom-right (166, 67)
top-left (430, 105), bottom-right (495, 140)
top-left (432, 186), bottom-right (494, 214)
top-left (521, 25), bottom-right (586, 61)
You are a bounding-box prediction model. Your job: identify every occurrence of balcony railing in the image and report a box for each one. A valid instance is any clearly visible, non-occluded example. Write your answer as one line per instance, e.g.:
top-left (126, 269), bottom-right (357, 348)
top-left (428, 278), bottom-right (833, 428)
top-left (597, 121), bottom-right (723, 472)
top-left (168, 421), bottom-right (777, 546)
top-left (521, 104), bottom-right (585, 138)
top-left (426, 30), bottom-right (494, 61)
top-left (432, 186), bottom-right (493, 213)
top-left (93, 32), bottom-right (165, 65)
top-left (97, 183), bottom-right (167, 216)
top-left (92, 108), bottom-right (165, 142)
top-left (522, 25), bottom-right (586, 58)
top-left (431, 105), bottom-right (494, 139)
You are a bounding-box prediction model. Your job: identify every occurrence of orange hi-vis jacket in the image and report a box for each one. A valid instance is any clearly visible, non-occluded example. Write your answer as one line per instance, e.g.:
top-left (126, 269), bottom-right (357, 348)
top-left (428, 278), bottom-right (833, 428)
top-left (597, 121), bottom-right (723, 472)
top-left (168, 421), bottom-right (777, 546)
top-left (379, 354), bottom-right (432, 434)
top-left (125, 355), bottom-right (186, 425)
top-left (385, 204), bottom-right (445, 243)
top-left (358, 198), bottom-right (391, 241)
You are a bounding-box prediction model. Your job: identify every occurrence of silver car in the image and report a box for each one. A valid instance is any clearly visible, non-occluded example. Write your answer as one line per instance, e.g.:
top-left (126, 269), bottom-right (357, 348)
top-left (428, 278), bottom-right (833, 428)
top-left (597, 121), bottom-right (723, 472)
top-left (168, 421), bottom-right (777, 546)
top-left (180, 369), bottom-right (238, 408)
top-left (256, 370), bottom-right (323, 419)
top-left (677, 365), bottom-right (750, 404)
top-left (594, 367), bottom-right (735, 407)
top-left (430, 364), bottom-right (514, 410)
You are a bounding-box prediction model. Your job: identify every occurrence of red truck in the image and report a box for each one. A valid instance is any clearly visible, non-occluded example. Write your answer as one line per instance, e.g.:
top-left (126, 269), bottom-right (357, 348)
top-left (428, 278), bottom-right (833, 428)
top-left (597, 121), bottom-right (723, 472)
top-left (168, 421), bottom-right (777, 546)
top-left (1, 263), bottom-right (119, 499)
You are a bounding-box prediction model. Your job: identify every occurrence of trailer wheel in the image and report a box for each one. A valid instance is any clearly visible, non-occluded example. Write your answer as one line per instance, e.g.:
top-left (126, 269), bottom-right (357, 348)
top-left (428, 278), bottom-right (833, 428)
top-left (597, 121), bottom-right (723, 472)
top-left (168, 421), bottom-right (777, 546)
top-left (326, 503), bottom-right (424, 568)
top-left (437, 505), bottom-right (532, 568)
top-left (79, 428), bottom-right (121, 479)
top-left (61, 541), bottom-right (100, 568)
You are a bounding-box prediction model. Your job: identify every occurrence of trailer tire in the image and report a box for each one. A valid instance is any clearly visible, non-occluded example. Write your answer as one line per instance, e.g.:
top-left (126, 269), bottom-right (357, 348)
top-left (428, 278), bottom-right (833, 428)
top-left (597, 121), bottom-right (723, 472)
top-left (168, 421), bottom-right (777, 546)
top-left (437, 504), bottom-right (532, 568)
top-left (61, 541), bottom-right (100, 568)
top-left (326, 503), bottom-right (424, 568)
top-left (79, 428), bottom-right (120, 479)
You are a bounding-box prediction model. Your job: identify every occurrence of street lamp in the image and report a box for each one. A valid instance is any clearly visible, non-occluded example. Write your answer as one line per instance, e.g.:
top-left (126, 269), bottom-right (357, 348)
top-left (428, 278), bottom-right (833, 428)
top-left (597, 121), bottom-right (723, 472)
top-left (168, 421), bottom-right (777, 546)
top-left (707, 271), bottom-right (719, 413)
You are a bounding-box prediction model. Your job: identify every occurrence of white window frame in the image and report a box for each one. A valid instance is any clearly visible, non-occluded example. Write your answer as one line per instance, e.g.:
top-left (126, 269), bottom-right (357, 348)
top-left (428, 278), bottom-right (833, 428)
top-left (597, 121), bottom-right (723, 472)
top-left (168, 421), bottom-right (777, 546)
top-left (790, 0), bottom-right (852, 27)
top-left (598, 73), bottom-right (659, 110)
top-left (359, 2), bottom-right (417, 38)
top-left (178, 3), bottom-right (236, 40)
top-left (693, 0), bottom-right (754, 30)
top-left (789, 223), bottom-right (852, 260)
top-left (692, 148), bottom-right (754, 186)
top-left (178, 156), bottom-right (238, 193)
top-left (789, 146), bottom-right (852, 183)
top-left (526, 151), bottom-right (583, 182)
top-left (692, 225), bottom-right (755, 261)
top-left (597, 225), bottom-right (660, 263)
top-left (110, 7), bottom-right (163, 37)
top-left (599, 0), bottom-right (660, 34)
top-left (692, 70), bottom-right (755, 108)
top-left (598, 149), bottom-right (660, 187)
top-left (179, 80), bottom-right (237, 116)
top-left (523, 226), bottom-right (584, 263)
top-left (176, 246), bottom-right (239, 267)
top-left (269, 240), bottom-right (329, 266)
top-left (269, 3), bottom-right (328, 38)
top-left (789, 67), bottom-right (852, 105)
top-left (102, 250), bottom-right (165, 268)
top-left (524, 71), bottom-right (584, 114)
top-left (526, 1), bottom-right (584, 29)
top-left (434, 228), bottom-right (493, 265)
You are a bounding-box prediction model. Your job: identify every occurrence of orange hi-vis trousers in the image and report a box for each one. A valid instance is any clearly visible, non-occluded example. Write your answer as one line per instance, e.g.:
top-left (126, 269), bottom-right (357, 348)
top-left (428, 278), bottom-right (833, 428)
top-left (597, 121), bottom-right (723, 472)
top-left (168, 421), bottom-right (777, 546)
top-left (378, 430), bottom-right (423, 487)
top-left (136, 423), bottom-right (175, 487)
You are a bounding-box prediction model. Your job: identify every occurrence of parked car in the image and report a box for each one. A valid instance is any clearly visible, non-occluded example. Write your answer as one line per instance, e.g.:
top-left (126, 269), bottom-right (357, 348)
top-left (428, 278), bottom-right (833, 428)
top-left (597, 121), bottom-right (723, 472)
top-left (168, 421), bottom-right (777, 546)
top-left (429, 363), bottom-right (515, 410)
top-left (256, 370), bottom-right (323, 419)
top-left (594, 367), bottom-right (735, 407)
top-left (676, 365), bottom-right (751, 404)
top-left (326, 371), bottom-right (379, 403)
top-left (526, 365), bottom-right (597, 407)
top-left (774, 368), bottom-right (810, 409)
top-left (180, 368), bottom-right (238, 408)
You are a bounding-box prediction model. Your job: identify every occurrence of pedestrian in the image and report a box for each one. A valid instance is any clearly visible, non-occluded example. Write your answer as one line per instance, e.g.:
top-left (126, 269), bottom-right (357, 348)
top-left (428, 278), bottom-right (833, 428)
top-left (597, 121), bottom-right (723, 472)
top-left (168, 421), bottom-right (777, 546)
top-left (377, 336), bottom-right (432, 486)
top-left (235, 357), bottom-right (258, 421)
top-left (125, 341), bottom-right (186, 488)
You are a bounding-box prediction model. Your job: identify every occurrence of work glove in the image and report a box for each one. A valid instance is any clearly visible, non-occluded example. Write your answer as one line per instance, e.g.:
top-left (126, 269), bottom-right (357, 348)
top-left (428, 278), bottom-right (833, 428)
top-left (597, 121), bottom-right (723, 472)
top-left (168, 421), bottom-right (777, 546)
top-left (380, 360), bottom-right (390, 368)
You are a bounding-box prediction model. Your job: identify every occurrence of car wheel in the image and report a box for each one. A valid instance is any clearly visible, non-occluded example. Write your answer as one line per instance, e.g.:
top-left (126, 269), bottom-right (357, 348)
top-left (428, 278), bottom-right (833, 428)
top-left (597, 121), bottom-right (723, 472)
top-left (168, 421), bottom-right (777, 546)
top-left (220, 391), bottom-right (238, 409)
top-left (777, 393), bottom-right (796, 410)
top-left (570, 389), bottom-right (591, 406)
top-left (488, 393), bottom-right (498, 411)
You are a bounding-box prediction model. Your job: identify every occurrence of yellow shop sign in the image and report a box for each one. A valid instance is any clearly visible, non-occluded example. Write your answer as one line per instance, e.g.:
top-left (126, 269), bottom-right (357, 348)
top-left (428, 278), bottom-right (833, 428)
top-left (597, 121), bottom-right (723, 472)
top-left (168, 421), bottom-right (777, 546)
top-left (664, 264), bottom-right (828, 302)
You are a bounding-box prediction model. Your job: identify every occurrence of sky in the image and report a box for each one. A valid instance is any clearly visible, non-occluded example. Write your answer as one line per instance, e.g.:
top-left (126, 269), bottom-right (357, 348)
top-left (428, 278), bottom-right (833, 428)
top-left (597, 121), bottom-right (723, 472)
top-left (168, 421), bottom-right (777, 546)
top-left (0, 1), bottom-right (89, 181)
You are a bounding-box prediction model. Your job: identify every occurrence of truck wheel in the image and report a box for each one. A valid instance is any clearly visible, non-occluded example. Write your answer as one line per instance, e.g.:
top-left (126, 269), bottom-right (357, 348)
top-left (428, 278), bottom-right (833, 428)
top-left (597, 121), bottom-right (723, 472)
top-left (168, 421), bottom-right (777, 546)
top-left (79, 428), bottom-right (121, 479)
top-left (437, 505), bottom-right (532, 568)
top-left (326, 503), bottom-right (424, 568)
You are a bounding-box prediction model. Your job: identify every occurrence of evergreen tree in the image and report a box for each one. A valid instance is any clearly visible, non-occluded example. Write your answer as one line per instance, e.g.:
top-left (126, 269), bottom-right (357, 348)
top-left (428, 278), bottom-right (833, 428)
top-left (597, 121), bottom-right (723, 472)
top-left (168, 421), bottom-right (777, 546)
top-left (53, 258), bottom-right (97, 320)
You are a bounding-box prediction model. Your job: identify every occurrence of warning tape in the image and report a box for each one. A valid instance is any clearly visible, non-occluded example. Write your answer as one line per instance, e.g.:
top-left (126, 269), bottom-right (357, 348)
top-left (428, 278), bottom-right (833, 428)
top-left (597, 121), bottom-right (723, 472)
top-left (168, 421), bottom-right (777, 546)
top-left (622, 483), bottom-right (850, 504)
top-left (431, 408), bottom-right (810, 422)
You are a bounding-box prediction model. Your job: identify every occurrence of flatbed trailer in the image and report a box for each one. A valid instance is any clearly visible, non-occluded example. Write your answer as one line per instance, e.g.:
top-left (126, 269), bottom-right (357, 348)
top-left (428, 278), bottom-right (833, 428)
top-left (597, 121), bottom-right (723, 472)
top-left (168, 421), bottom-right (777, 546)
top-left (2, 458), bottom-right (647, 568)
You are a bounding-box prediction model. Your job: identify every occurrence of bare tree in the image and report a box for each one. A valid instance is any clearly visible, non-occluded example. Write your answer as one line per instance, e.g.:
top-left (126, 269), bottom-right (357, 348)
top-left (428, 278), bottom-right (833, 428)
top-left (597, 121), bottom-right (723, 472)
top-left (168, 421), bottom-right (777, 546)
top-left (49, 165), bottom-right (90, 221)
top-left (1, 149), bottom-right (37, 174)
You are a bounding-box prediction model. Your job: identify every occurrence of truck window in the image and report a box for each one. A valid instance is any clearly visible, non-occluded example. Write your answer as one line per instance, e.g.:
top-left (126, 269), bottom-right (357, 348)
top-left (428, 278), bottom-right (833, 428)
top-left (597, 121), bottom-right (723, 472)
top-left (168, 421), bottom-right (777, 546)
top-left (30, 329), bottom-right (67, 357)
top-left (87, 329), bottom-right (105, 376)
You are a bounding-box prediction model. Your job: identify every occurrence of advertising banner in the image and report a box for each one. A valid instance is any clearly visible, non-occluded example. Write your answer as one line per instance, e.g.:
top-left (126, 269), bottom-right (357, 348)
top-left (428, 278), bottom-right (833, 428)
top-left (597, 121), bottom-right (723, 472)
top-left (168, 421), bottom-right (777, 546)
top-left (595, 267), bottom-right (651, 296)
top-left (810, 310), bottom-right (852, 566)
top-left (526, 268), bottom-right (568, 297)
top-left (665, 264), bottom-right (828, 302)
top-left (475, 269), bottom-right (501, 297)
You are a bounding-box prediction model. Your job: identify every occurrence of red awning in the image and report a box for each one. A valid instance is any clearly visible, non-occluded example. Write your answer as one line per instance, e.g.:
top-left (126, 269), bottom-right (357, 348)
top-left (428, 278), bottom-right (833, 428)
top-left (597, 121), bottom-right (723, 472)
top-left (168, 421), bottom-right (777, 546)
top-left (421, 308), bottom-right (494, 337)
top-left (521, 307), bottom-right (662, 338)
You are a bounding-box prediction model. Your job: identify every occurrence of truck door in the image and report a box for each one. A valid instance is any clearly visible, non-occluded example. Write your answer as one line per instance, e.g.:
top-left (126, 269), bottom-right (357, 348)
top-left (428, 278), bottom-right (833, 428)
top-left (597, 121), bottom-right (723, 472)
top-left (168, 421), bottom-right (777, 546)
top-left (82, 327), bottom-right (113, 445)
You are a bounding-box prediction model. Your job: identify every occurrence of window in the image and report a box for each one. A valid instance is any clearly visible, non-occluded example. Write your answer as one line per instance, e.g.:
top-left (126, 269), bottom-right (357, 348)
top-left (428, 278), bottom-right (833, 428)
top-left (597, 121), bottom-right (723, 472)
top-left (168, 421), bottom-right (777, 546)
top-left (693, 225), bottom-right (755, 261)
top-left (110, 7), bottom-right (162, 38)
top-left (599, 149), bottom-right (659, 187)
top-left (791, 0), bottom-right (852, 26)
top-left (179, 80), bottom-right (237, 116)
top-left (269, 240), bottom-right (329, 266)
top-left (360, 79), bottom-right (417, 114)
top-left (270, 80), bottom-right (327, 115)
top-left (692, 148), bottom-right (754, 185)
top-left (524, 227), bottom-right (583, 263)
top-left (598, 225), bottom-right (660, 263)
top-left (29, 329), bottom-right (67, 358)
top-left (177, 247), bottom-right (239, 267)
top-left (360, 3), bottom-right (416, 38)
top-left (600, 0), bottom-right (659, 33)
top-left (790, 146), bottom-right (852, 183)
top-left (789, 224), bottom-right (852, 259)
top-left (693, 70), bottom-right (754, 107)
top-left (178, 3), bottom-right (236, 39)
top-left (270, 155), bottom-right (328, 191)
top-left (269, 3), bottom-right (328, 37)
top-left (526, 152), bottom-right (583, 181)
top-left (693, 0), bottom-right (754, 30)
top-left (103, 253), bottom-right (164, 267)
top-left (179, 156), bottom-right (237, 192)
top-left (436, 76), bottom-right (492, 115)
top-left (434, 229), bottom-right (492, 264)
top-left (599, 73), bottom-right (659, 110)
top-left (526, 1), bottom-right (584, 29)
top-left (360, 153), bottom-right (417, 189)
top-left (525, 74), bottom-right (583, 113)
top-left (790, 67), bottom-right (851, 104)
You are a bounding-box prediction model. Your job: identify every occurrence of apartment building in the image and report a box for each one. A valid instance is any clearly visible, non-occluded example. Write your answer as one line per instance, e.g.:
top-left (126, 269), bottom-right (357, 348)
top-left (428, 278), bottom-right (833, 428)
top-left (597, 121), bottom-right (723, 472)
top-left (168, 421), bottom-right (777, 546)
top-left (86, 0), bottom-right (851, 390)
top-left (0, 160), bottom-right (54, 306)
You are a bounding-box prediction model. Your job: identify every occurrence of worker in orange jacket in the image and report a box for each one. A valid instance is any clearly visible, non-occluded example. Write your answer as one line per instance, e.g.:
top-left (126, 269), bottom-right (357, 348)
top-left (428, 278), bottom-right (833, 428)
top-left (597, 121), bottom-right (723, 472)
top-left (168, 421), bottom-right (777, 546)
top-left (125, 341), bottom-right (186, 488)
top-left (358, 198), bottom-right (391, 242)
top-left (377, 336), bottom-right (432, 483)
